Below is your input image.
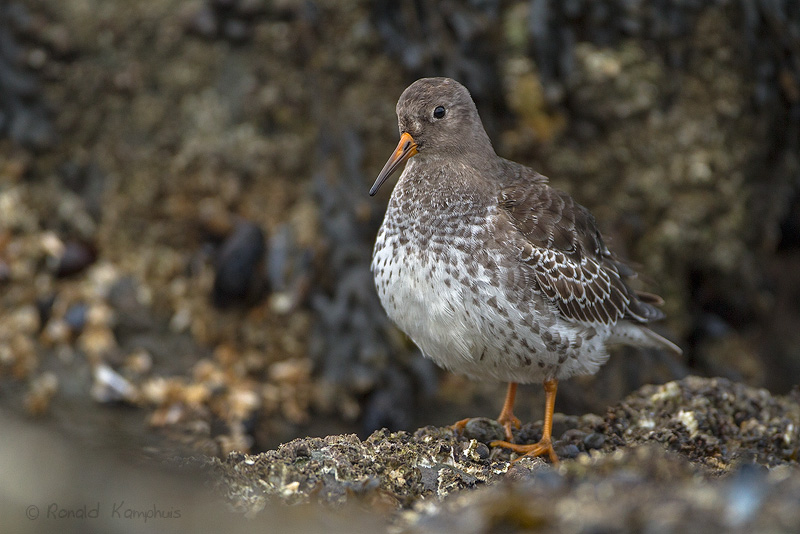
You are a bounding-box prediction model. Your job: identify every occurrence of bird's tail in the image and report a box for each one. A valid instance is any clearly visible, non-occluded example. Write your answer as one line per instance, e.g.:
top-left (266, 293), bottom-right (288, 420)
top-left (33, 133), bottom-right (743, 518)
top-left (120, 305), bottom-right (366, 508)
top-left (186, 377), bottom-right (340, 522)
top-left (607, 322), bottom-right (683, 355)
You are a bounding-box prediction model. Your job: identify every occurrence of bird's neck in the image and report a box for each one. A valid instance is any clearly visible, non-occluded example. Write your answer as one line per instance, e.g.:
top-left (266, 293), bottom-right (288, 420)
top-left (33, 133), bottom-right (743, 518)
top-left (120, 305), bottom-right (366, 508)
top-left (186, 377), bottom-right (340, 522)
top-left (391, 156), bottom-right (495, 214)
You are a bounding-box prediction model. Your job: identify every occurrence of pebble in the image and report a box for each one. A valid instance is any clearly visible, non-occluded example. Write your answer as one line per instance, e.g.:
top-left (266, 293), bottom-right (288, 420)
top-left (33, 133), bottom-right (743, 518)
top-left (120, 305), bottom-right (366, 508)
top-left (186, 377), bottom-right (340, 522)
top-left (77, 325), bottom-right (117, 360)
top-left (212, 221), bottom-right (267, 308)
top-left (91, 363), bottom-right (138, 404)
top-left (11, 304), bottom-right (40, 334)
top-left (561, 428), bottom-right (587, 443)
top-left (41, 318), bottom-right (70, 346)
top-left (63, 302), bottom-right (88, 332)
top-left (0, 260), bottom-right (11, 283)
top-left (516, 423), bottom-right (543, 444)
top-left (462, 417), bottom-right (506, 443)
top-left (55, 240), bottom-right (97, 277)
top-left (473, 442), bottom-right (491, 460)
top-left (124, 349), bottom-right (153, 375)
top-left (584, 432), bottom-right (606, 450)
top-left (555, 443), bottom-right (581, 459)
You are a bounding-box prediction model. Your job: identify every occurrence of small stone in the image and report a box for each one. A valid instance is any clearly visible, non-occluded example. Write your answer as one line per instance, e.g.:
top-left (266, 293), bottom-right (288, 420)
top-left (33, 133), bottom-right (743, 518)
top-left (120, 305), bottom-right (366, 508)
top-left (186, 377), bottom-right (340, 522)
top-left (555, 443), bottom-right (580, 459)
top-left (124, 349), bottom-right (153, 375)
top-left (40, 231), bottom-right (64, 258)
top-left (551, 414), bottom-right (580, 438)
top-left (226, 387), bottom-right (260, 420)
top-left (473, 442), bottom-right (491, 460)
top-left (0, 260), bottom-right (11, 283)
top-left (139, 376), bottom-right (175, 405)
top-left (86, 302), bottom-right (115, 328)
top-left (183, 383), bottom-right (211, 406)
top-left (504, 463), bottom-right (537, 482)
top-left (11, 305), bottom-right (40, 334)
top-left (77, 325), bottom-right (117, 359)
top-left (63, 302), bottom-right (88, 332)
top-left (268, 358), bottom-right (312, 383)
top-left (212, 221), bottom-right (267, 308)
top-left (91, 363), bottom-right (138, 404)
top-left (55, 240), bottom-right (97, 277)
top-left (462, 417), bottom-right (505, 443)
top-left (41, 318), bottom-right (70, 345)
top-left (584, 432), bottom-right (606, 450)
top-left (561, 428), bottom-right (587, 443)
top-left (517, 422), bottom-right (542, 444)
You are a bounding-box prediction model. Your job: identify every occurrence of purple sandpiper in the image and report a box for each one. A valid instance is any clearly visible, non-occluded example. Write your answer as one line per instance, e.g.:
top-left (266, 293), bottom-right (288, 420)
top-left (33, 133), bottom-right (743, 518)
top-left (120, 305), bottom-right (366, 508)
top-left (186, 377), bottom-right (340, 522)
top-left (370, 77), bottom-right (681, 462)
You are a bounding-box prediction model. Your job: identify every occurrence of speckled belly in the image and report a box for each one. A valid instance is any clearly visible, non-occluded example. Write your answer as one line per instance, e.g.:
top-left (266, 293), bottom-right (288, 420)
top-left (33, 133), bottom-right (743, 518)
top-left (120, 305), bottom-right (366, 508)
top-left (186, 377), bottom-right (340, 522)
top-left (371, 222), bottom-right (608, 383)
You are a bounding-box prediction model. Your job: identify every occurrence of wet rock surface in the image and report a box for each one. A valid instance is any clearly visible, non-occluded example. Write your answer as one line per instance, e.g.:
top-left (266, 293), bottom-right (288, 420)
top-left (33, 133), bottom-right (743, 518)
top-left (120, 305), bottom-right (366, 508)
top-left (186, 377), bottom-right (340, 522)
top-left (404, 449), bottom-right (800, 534)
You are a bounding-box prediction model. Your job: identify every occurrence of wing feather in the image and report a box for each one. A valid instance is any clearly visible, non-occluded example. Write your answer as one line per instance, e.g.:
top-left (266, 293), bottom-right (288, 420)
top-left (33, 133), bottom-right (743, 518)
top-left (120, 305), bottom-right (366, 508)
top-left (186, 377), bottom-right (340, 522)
top-left (499, 182), bottom-right (663, 325)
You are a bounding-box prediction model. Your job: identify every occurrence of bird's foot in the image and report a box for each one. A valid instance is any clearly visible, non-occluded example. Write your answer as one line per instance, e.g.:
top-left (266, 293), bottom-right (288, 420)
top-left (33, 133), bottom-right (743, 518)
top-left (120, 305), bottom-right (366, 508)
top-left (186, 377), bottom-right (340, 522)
top-left (496, 412), bottom-right (521, 442)
top-left (490, 437), bottom-right (559, 464)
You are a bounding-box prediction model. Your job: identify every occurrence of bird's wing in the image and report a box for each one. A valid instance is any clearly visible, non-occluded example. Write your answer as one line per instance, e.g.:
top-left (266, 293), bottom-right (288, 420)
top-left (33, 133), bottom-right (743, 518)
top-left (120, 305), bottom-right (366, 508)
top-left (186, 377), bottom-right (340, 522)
top-left (498, 181), bottom-right (663, 325)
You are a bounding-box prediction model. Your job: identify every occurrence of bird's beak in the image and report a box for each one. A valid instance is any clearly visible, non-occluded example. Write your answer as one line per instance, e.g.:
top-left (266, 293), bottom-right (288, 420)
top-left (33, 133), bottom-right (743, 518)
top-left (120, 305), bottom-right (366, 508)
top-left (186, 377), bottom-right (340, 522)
top-left (369, 132), bottom-right (418, 196)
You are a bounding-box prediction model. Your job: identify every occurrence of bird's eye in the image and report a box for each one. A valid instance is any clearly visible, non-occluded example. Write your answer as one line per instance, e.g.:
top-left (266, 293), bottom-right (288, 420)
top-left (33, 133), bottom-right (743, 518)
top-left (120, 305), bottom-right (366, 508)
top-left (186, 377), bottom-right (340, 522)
top-left (433, 106), bottom-right (446, 119)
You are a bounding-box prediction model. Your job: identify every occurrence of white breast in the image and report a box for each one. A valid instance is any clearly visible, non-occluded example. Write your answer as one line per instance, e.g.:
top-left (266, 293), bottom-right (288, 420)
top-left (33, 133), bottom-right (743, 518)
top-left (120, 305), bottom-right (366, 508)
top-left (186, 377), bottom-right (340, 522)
top-left (372, 231), bottom-right (473, 365)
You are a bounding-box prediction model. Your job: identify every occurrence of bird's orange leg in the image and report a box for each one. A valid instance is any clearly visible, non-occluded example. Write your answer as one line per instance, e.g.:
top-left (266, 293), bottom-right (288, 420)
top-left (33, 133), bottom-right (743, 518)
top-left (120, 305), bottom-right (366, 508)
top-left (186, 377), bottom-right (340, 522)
top-left (496, 382), bottom-right (521, 441)
top-left (491, 378), bottom-right (559, 464)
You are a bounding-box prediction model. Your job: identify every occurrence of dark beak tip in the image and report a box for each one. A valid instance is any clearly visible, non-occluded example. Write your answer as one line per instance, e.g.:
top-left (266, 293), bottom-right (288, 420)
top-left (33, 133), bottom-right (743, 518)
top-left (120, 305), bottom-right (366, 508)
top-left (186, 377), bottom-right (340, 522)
top-left (369, 176), bottom-right (387, 196)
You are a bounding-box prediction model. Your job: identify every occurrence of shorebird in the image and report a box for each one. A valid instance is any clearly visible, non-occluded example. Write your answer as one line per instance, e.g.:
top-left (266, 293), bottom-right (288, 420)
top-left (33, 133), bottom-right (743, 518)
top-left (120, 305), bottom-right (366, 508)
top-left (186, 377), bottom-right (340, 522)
top-left (369, 77), bottom-right (681, 462)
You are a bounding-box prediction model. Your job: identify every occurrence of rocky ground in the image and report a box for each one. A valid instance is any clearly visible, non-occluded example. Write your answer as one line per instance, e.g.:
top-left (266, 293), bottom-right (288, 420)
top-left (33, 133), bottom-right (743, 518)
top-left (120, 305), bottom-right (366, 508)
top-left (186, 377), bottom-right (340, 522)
top-left (203, 376), bottom-right (800, 532)
top-left (4, 376), bottom-right (797, 533)
top-left (1, 1), bottom-right (800, 532)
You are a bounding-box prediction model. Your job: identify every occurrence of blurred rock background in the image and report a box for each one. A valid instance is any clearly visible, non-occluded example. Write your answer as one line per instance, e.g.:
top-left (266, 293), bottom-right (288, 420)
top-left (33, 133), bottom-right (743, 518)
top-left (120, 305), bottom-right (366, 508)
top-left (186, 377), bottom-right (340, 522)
top-left (0, 0), bottom-right (798, 457)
